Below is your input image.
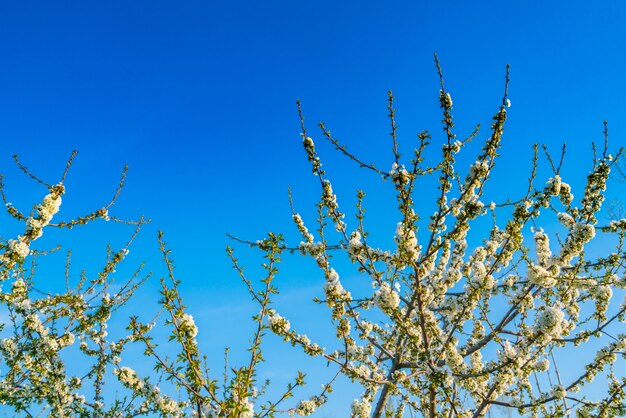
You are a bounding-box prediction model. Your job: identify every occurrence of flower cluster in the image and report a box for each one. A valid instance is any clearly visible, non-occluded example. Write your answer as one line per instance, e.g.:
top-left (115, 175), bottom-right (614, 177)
top-left (390, 162), bottom-right (410, 185)
top-left (175, 313), bottom-right (198, 338)
top-left (373, 282), bottom-right (400, 314)
top-left (292, 396), bottom-right (326, 416)
top-left (267, 310), bottom-right (291, 335)
top-left (115, 366), bottom-right (145, 392)
top-left (351, 397), bottom-right (373, 418)
top-left (293, 213), bottom-right (314, 243)
top-left (301, 134), bottom-right (322, 175)
top-left (115, 367), bottom-right (185, 417)
top-left (440, 89), bottom-right (453, 108)
top-left (534, 305), bottom-right (566, 343)
top-left (321, 180), bottom-right (346, 232)
top-left (1, 184), bottom-right (64, 275)
top-left (7, 238), bottom-right (29, 260)
top-left (347, 230), bottom-right (365, 261)
top-left (394, 221), bottom-right (420, 265)
top-left (527, 264), bottom-right (556, 288)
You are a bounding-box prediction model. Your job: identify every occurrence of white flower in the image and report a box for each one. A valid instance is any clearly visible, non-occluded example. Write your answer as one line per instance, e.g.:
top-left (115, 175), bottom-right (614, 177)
top-left (11, 279), bottom-right (27, 296)
top-left (551, 384), bottom-right (566, 400)
top-left (1, 338), bottom-right (17, 354)
top-left (8, 238), bottom-right (30, 259)
top-left (557, 212), bottom-right (575, 228)
top-left (295, 399), bottom-right (317, 416)
top-left (607, 219), bottom-right (626, 232)
top-left (175, 313), bottom-right (198, 338)
top-left (534, 358), bottom-right (550, 372)
top-left (347, 231), bottom-right (365, 261)
top-left (326, 268), bottom-right (339, 284)
top-left (98, 207), bottom-right (110, 221)
top-left (156, 397), bottom-right (180, 415)
top-left (498, 340), bottom-right (517, 361)
top-left (351, 398), bottom-right (372, 418)
top-left (534, 229), bottom-right (552, 264)
top-left (239, 397), bottom-right (254, 418)
top-left (547, 175), bottom-right (562, 196)
top-left (395, 222), bottom-right (420, 262)
top-left (527, 264), bottom-right (556, 287)
top-left (293, 213), bottom-right (314, 242)
top-left (390, 162), bottom-right (410, 185)
top-left (42, 193), bottom-right (62, 214)
top-left (267, 310), bottom-right (291, 334)
top-left (115, 366), bottom-right (144, 392)
top-left (374, 282), bottom-right (400, 313)
top-left (590, 284), bottom-right (612, 302)
top-left (60, 332), bottom-right (76, 348)
top-left (534, 306), bottom-right (566, 342)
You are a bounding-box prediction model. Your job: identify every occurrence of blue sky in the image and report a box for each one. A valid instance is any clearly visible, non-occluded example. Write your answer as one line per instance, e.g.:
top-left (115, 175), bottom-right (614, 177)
top-left (0, 1), bottom-right (625, 415)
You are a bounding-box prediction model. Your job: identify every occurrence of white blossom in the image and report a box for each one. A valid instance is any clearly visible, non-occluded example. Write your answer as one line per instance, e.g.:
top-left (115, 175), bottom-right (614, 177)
top-left (374, 282), bottom-right (400, 313)
top-left (8, 238), bottom-right (30, 260)
top-left (351, 398), bottom-right (372, 418)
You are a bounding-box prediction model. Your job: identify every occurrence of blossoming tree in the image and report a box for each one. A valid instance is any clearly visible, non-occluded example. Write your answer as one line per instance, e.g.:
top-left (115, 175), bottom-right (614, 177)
top-left (235, 57), bottom-right (626, 417)
top-left (2, 56), bottom-right (626, 418)
top-left (0, 155), bottom-right (306, 417)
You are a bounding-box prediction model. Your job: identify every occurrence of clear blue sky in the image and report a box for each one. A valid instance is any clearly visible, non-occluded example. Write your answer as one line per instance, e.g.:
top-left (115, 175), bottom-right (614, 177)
top-left (0, 1), bottom-right (625, 415)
